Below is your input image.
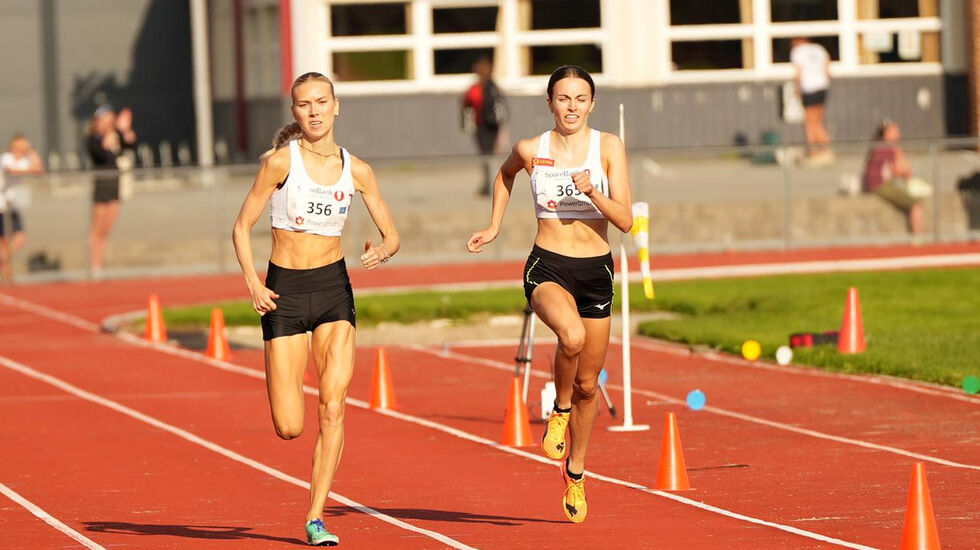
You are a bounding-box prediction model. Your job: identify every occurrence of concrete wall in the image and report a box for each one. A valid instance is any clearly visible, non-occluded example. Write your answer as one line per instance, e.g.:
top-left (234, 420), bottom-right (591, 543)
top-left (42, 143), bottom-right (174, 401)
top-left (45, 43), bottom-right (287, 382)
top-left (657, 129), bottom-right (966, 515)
top-left (0, 0), bottom-right (195, 164)
top-left (0, 1), bottom-right (45, 154)
top-left (224, 74), bottom-right (964, 160)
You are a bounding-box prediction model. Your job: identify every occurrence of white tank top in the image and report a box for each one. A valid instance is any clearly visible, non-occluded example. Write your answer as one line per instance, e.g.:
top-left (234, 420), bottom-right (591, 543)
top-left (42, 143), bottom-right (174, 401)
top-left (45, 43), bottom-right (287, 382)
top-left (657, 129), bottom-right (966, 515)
top-left (530, 129), bottom-right (609, 219)
top-left (270, 140), bottom-right (355, 238)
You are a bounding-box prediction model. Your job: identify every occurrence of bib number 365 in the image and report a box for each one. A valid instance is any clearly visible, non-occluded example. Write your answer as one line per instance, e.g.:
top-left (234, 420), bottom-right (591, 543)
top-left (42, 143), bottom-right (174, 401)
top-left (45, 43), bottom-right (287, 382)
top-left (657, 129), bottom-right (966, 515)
top-left (554, 183), bottom-right (581, 197)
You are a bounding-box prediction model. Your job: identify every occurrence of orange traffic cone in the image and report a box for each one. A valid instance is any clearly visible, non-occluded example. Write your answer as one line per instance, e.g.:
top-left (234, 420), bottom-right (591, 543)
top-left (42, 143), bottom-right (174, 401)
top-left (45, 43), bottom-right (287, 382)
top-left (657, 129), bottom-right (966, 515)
top-left (369, 347), bottom-right (397, 410)
top-left (205, 308), bottom-right (232, 360)
top-left (838, 287), bottom-right (866, 354)
top-left (502, 377), bottom-right (534, 446)
top-left (901, 462), bottom-right (941, 550)
top-left (655, 412), bottom-right (690, 491)
top-left (144, 294), bottom-right (167, 343)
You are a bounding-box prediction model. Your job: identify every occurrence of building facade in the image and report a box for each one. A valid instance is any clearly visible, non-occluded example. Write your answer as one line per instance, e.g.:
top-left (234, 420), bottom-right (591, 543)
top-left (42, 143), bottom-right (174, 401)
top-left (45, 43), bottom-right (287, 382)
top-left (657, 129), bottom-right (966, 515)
top-left (0, 1), bottom-right (973, 163)
top-left (209, 0), bottom-right (972, 159)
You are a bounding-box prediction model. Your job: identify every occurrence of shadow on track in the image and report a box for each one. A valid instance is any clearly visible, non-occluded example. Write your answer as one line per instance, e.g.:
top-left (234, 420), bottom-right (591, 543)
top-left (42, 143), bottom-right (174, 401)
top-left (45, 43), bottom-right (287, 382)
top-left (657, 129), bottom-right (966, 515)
top-left (84, 522), bottom-right (305, 545)
top-left (324, 506), bottom-right (564, 526)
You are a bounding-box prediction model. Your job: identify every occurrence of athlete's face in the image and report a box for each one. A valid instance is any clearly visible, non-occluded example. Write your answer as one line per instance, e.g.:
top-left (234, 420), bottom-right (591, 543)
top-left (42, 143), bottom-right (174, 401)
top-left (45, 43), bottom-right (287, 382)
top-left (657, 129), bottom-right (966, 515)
top-left (547, 77), bottom-right (594, 133)
top-left (291, 80), bottom-right (339, 140)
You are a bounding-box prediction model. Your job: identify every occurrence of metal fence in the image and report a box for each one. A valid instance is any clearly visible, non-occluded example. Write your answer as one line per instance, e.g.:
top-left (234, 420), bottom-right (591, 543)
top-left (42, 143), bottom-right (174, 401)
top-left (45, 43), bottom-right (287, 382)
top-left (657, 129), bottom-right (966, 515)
top-left (3, 137), bottom-right (979, 282)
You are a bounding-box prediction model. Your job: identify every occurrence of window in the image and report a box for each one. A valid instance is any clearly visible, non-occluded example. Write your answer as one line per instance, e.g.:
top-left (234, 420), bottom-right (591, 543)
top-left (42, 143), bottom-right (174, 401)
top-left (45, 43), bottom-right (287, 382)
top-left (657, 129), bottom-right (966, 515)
top-left (244, 3), bottom-right (279, 97)
top-left (773, 36), bottom-right (839, 63)
top-left (435, 48), bottom-right (494, 75)
top-left (871, 0), bottom-right (935, 19)
top-left (860, 31), bottom-right (940, 64)
top-left (771, 0), bottom-right (837, 22)
top-left (530, 45), bottom-right (602, 75)
top-left (332, 51), bottom-right (409, 81)
top-left (331, 2), bottom-right (407, 36)
top-left (531, 0), bottom-right (600, 30)
top-left (433, 6), bottom-right (497, 33)
top-left (669, 0), bottom-right (744, 25)
top-left (672, 40), bottom-right (744, 70)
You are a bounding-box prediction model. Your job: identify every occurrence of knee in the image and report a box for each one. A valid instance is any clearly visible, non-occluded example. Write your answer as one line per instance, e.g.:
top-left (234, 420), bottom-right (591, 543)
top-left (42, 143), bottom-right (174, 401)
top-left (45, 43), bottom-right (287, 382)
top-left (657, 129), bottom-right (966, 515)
top-left (318, 398), bottom-right (346, 428)
top-left (273, 420), bottom-right (303, 440)
top-left (573, 376), bottom-right (598, 401)
top-left (558, 327), bottom-right (586, 357)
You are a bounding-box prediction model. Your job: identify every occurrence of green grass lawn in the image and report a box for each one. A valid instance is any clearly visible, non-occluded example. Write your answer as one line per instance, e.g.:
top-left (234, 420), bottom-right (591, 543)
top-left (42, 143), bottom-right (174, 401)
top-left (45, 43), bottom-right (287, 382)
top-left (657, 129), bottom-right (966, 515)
top-left (161, 268), bottom-right (980, 387)
top-left (634, 268), bottom-right (980, 387)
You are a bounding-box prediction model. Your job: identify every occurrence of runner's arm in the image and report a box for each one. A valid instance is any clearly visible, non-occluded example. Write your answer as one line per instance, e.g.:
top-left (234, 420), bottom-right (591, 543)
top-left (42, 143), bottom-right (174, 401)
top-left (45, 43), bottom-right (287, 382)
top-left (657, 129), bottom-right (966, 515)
top-left (232, 148), bottom-right (289, 312)
top-left (352, 157), bottom-right (400, 270)
top-left (466, 140), bottom-right (529, 253)
top-left (576, 133), bottom-right (632, 233)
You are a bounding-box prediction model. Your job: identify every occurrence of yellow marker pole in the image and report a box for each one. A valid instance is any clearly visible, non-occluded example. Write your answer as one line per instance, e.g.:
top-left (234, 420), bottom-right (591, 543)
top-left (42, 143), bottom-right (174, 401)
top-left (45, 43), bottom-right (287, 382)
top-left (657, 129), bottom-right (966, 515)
top-left (631, 201), bottom-right (654, 299)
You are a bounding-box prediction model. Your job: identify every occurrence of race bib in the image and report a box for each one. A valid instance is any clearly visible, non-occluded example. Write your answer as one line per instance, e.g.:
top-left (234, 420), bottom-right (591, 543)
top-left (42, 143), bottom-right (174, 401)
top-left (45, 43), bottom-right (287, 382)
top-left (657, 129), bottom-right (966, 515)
top-left (534, 167), bottom-right (598, 213)
top-left (286, 182), bottom-right (352, 233)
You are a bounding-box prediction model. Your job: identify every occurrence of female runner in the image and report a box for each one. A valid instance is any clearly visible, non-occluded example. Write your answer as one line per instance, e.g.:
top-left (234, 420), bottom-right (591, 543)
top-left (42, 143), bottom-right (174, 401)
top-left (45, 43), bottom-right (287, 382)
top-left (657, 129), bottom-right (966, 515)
top-left (233, 71), bottom-right (399, 545)
top-left (466, 65), bottom-right (632, 524)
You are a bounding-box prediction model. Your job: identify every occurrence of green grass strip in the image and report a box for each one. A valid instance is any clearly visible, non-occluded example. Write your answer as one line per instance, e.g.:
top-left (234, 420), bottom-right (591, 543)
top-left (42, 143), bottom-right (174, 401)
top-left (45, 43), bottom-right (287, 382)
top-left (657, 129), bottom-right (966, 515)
top-left (161, 267), bottom-right (980, 387)
top-left (635, 267), bottom-right (980, 387)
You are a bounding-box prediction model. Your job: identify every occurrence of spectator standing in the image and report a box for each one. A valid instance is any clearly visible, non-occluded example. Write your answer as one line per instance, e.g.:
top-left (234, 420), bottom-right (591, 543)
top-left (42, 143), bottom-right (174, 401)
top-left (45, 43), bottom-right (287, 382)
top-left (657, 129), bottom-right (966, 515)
top-left (790, 37), bottom-right (833, 164)
top-left (0, 134), bottom-right (43, 283)
top-left (462, 57), bottom-right (507, 195)
top-left (86, 106), bottom-right (136, 277)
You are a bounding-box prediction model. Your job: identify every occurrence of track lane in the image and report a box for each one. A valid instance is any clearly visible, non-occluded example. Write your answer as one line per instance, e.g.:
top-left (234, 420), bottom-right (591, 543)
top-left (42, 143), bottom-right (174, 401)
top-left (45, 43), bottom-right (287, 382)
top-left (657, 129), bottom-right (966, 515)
top-left (411, 343), bottom-right (979, 549)
top-left (0, 309), bottom-right (864, 549)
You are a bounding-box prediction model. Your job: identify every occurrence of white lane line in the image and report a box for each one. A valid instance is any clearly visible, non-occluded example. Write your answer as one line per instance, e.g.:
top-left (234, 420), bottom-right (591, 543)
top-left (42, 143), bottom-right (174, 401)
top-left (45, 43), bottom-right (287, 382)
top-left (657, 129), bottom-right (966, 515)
top-left (0, 293), bottom-right (100, 332)
top-left (443, 336), bottom-right (979, 406)
top-left (0, 482), bottom-right (107, 550)
top-left (620, 337), bottom-right (979, 405)
top-left (0, 292), bottom-right (947, 547)
top-left (102, 341), bottom-right (877, 549)
top-left (634, 253), bottom-right (980, 282)
top-left (0, 297), bottom-right (878, 548)
top-left (407, 344), bottom-right (980, 472)
top-left (367, 401), bottom-right (878, 550)
top-left (0, 355), bottom-right (476, 550)
top-left (106, 335), bottom-right (877, 549)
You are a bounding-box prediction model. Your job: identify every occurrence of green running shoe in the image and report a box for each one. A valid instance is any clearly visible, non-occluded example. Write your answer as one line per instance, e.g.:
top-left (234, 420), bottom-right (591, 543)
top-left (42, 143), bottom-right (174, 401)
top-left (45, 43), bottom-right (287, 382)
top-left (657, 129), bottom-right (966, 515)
top-left (305, 519), bottom-right (339, 546)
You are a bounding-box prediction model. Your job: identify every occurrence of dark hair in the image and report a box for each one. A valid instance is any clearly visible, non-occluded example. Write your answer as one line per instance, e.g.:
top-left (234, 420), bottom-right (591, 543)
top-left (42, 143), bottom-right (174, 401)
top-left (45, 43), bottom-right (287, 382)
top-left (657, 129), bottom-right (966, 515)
top-left (874, 118), bottom-right (896, 140)
top-left (547, 65), bottom-right (595, 100)
top-left (262, 72), bottom-right (337, 157)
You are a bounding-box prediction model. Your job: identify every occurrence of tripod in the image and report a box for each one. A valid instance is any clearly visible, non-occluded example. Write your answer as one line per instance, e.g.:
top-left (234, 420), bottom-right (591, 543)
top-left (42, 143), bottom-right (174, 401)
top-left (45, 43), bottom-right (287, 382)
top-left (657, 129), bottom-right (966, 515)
top-left (514, 305), bottom-right (616, 419)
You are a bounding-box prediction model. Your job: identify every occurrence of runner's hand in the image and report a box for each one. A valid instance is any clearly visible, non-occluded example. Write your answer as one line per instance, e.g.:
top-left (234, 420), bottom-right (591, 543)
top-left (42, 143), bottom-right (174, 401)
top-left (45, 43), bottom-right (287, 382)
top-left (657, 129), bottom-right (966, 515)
top-left (250, 285), bottom-right (279, 315)
top-left (572, 169), bottom-right (594, 197)
top-left (466, 227), bottom-right (498, 253)
top-left (361, 240), bottom-right (387, 270)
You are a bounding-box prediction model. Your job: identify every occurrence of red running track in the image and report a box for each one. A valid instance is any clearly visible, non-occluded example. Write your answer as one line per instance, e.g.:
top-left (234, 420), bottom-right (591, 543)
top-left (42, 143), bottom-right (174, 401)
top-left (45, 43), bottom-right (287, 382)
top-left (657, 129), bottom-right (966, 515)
top-left (1, 243), bottom-right (978, 549)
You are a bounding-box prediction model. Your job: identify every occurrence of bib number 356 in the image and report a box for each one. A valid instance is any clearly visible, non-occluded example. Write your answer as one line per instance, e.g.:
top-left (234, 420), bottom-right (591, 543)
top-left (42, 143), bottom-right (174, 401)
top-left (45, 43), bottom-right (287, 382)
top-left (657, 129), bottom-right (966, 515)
top-left (306, 202), bottom-right (333, 216)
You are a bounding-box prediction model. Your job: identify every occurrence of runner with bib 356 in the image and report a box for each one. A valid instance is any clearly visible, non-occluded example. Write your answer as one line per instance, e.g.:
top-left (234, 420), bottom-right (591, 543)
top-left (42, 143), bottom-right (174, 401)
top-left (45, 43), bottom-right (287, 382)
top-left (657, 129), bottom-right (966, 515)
top-left (466, 65), bottom-right (633, 524)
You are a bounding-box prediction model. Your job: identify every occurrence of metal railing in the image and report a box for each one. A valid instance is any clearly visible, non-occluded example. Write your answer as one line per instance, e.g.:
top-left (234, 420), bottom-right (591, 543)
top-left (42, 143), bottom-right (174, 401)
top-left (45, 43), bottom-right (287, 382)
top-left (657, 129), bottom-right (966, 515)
top-left (3, 137), bottom-right (979, 282)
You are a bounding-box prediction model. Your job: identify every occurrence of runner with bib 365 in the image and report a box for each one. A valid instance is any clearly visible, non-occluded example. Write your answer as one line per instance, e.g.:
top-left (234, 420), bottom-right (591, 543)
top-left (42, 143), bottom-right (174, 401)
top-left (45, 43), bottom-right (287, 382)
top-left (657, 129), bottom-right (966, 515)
top-left (466, 65), bottom-right (633, 524)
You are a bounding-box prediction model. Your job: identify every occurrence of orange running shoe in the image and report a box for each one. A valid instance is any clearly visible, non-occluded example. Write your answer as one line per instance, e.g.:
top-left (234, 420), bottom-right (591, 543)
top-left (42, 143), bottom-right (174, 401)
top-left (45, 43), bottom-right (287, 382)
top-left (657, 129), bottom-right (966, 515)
top-left (561, 461), bottom-right (587, 523)
top-left (541, 410), bottom-right (570, 460)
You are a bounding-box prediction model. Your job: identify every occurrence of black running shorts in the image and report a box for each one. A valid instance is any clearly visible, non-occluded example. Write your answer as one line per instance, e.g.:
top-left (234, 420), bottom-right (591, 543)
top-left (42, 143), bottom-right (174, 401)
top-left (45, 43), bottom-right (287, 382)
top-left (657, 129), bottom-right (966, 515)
top-left (0, 210), bottom-right (24, 236)
top-left (802, 89), bottom-right (828, 107)
top-left (523, 244), bottom-right (615, 319)
top-left (260, 259), bottom-right (356, 341)
top-left (92, 178), bottom-right (120, 203)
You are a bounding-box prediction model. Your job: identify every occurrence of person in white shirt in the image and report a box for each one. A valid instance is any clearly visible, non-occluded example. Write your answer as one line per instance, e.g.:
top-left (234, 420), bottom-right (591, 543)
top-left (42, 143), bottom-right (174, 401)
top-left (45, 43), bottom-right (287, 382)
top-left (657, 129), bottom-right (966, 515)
top-left (790, 37), bottom-right (832, 162)
top-left (0, 134), bottom-right (43, 282)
